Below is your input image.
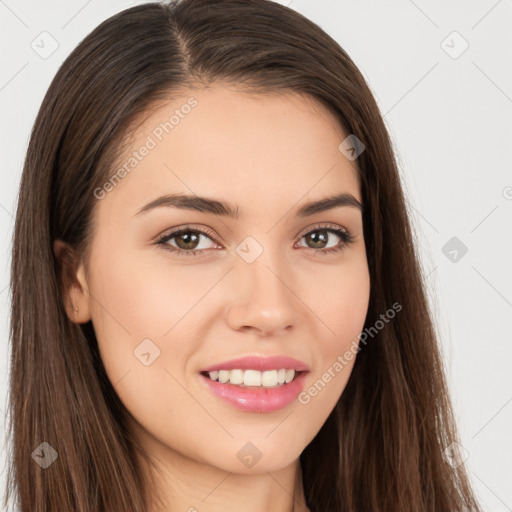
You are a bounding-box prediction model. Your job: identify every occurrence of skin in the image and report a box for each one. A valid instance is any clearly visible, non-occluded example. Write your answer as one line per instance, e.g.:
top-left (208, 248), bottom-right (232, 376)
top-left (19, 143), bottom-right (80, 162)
top-left (55, 83), bottom-right (370, 512)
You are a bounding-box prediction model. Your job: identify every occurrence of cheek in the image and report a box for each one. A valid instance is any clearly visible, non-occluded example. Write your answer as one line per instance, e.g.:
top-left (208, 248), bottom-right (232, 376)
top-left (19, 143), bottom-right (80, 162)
top-left (86, 251), bottom-right (207, 439)
top-left (301, 256), bottom-right (370, 403)
top-left (88, 246), bottom-right (216, 342)
top-left (84, 249), bottom-right (180, 384)
top-left (329, 271), bottom-right (370, 342)
top-left (308, 254), bottom-right (370, 344)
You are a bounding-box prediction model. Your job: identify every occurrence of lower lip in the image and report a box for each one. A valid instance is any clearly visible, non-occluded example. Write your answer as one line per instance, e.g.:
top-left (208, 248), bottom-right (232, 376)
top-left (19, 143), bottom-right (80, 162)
top-left (200, 372), bottom-right (308, 413)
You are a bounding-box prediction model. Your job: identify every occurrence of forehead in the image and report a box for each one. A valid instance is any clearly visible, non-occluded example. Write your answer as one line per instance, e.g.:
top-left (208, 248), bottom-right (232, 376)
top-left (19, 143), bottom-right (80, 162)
top-left (98, 84), bottom-right (362, 222)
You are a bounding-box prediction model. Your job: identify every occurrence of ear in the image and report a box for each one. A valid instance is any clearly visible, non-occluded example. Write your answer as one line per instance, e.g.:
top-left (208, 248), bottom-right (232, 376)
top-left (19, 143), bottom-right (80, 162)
top-left (53, 239), bottom-right (92, 324)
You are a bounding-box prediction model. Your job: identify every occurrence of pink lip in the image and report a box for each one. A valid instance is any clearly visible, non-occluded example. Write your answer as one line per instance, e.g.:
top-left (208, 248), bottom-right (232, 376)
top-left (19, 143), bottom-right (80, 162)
top-left (200, 355), bottom-right (309, 372)
top-left (200, 371), bottom-right (309, 412)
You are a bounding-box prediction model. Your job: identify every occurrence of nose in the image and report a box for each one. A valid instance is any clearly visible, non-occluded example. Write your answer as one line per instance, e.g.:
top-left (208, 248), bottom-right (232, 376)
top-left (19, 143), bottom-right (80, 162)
top-left (225, 248), bottom-right (298, 337)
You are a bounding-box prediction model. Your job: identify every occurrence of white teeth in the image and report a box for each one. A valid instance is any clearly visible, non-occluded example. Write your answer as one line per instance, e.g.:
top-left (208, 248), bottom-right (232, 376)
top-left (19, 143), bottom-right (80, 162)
top-left (244, 369), bottom-right (261, 386)
top-left (218, 370), bottom-right (230, 383)
top-left (285, 369), bottom-right (295, 383)
top-left (229, 369), bottom-right (244, 385)
top-left (261, 370), bottom-right (277, 387)
top-left (207, 368), bottom-right (297, 387)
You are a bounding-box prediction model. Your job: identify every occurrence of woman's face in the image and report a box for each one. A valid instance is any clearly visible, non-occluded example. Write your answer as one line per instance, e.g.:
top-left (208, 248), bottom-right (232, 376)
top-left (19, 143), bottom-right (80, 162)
top-left (70, 84), bottom-right (370, 474)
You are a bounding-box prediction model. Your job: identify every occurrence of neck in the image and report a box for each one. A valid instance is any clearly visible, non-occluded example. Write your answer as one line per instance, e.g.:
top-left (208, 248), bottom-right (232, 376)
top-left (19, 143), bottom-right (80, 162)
top-left (138, 441), bottom-right (310, 512)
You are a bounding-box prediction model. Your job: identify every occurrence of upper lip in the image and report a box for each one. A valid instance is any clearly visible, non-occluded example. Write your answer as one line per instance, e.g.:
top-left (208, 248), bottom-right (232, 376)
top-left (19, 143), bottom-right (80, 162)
top-left (200, 355), bottom-right (310, 373)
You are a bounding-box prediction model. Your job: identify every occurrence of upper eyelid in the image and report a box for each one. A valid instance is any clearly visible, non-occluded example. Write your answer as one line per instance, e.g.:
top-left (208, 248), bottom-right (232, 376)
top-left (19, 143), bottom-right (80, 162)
top-left (296, 224), bottom-right (351, 242)
top-left (158, 225), bottom-right (217, 244)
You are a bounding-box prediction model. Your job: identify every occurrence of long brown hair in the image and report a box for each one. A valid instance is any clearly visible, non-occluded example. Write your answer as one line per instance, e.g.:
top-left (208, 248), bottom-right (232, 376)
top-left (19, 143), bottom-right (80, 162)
top-left (5, 1), bottom-right (481, 510)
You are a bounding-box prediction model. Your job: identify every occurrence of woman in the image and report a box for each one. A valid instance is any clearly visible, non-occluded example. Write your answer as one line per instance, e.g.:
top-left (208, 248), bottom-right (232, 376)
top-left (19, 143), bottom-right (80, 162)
top-left (5, 1), bottom-right (482, 511)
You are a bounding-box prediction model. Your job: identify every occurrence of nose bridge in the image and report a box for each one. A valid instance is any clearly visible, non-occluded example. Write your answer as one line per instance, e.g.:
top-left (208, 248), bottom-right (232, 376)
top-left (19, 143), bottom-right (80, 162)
top-left (228, 238), bottom-right (297, 333)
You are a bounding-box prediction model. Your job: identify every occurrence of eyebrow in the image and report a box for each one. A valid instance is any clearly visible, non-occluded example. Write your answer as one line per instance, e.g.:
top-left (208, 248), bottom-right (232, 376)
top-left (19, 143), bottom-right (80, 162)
top-left (135, 192), bottom-right (363, 218)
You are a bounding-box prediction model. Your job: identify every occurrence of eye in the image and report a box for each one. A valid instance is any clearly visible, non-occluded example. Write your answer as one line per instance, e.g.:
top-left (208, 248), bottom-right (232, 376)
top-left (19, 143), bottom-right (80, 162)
top-left (295, 223), bottom-right (355, 255)
top-left (156, 223), bottom-right (355, 257)
top-left (156, 225), bottom-right (219, 256)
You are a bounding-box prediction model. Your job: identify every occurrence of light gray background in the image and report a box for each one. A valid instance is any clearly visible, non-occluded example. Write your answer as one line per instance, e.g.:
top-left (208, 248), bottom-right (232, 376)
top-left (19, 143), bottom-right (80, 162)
top-left (1, 0), bottom-right (511, 510)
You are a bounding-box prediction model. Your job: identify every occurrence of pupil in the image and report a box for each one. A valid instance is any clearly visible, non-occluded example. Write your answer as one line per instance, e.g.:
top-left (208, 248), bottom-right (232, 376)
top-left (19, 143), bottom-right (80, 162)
top-left (177, 231), bottom-right (199, 249)
top-left (307, 230), bottom-right (327, 249)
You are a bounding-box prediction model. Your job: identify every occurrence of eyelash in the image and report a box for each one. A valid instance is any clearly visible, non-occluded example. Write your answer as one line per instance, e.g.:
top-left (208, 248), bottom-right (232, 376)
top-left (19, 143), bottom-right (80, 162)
top-left (156, 223), bottom-right (355, 257)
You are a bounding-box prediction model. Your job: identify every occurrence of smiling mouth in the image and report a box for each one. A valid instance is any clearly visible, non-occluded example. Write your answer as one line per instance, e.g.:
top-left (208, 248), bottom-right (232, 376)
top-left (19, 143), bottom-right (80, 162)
top-left (200, 369), bottom-right (305, 388)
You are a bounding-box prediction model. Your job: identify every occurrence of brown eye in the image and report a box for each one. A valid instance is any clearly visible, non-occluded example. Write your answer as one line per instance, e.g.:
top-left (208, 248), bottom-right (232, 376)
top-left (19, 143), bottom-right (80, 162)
top-left (297, 225), bottom-right (354, 255)
top-left (304, 229), bottom-right (330, 249)
top-left (174, 230), bottom-right (201, 250)
top-left (157, 226), bottom-right (219, 256)
top-left (156, 223), bottom-right (354, 257)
